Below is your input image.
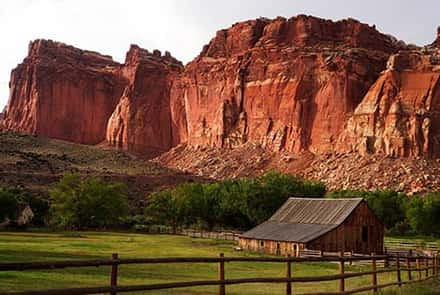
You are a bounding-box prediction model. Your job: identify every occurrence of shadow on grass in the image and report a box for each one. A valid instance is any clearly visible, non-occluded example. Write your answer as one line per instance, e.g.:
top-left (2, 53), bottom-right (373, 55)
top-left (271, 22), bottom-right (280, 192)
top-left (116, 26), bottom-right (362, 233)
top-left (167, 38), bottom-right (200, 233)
top-left (0, 249), bottom-right (103, 262)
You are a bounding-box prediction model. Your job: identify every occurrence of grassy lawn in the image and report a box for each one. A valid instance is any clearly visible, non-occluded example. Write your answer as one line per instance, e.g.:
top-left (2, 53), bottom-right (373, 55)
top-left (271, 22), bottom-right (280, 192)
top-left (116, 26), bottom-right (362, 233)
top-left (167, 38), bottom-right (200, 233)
top-left (379, 277), bottom-right (440, 294)
top-left (0, 231), bottom-right (438, 294)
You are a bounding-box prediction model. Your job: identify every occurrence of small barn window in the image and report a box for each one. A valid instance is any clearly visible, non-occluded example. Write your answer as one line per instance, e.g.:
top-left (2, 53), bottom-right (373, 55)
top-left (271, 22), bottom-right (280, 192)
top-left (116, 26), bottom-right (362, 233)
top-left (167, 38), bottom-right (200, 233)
top-left (362, 226), bottom-right (368, 243)
top-left (277, 243), bottom-right (280, 249)
top-left (260, 240), bottom-right (264, 247)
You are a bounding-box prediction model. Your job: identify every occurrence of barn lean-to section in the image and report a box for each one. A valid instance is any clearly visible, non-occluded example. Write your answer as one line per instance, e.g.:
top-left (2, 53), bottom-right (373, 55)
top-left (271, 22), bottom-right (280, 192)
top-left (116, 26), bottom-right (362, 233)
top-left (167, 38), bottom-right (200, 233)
top-left (239, 198), bottom-right (384, 256)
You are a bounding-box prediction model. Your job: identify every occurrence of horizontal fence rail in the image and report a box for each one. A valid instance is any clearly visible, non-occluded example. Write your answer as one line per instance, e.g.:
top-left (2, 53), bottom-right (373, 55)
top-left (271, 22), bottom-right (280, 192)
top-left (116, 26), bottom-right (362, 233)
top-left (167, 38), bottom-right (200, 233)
top-left (140, 227), bottom-right (242, 241)
top-left (146, 228), bottom-right (440, 253)
top-left (0, 255), bottom-right (391, 271)
top-left (384, 240), bottom-right (440, 250)
top-left (0, 252), bottom-right (438, 295)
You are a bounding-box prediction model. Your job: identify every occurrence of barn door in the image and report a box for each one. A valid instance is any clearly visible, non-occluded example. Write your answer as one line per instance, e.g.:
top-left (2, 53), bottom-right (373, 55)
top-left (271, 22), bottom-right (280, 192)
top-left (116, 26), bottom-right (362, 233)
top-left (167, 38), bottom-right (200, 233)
top-left (361, 225), bottom-right (368, 253)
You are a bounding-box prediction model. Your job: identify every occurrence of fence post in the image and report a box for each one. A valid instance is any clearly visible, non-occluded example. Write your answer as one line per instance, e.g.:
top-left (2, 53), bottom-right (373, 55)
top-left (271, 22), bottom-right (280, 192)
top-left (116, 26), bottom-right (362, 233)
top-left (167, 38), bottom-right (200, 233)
top-left (406, 256), bottom-right (412, 281)
top-left (436, 255), bottom-right (438, 275)
top-left (425, 257), bottom-right (429, 278)
top-left (416, 257), bottom-right (421, 281)
top-left (435, 253), bottom-right (440, 275)
top-left (219, 253), bottom-right (225, 295)
top-left (396, 253), bottom-right (401, 287)
top-left (286, 254), bottom-right (292, 295)
top-left (372, 252), bottom-right (378, 293)
top-left (349, 251), bottom-right (353, 266)
top-left (384, 248), bottom-right (389, 268)
top-left (110, 253), bottom-right (118, 295)
top-left (435, 255), bottom-right (438, 276)
top-left (434, 254), bottom-right (438, 276)
top-left (339, 251), bottom-right (345, 293)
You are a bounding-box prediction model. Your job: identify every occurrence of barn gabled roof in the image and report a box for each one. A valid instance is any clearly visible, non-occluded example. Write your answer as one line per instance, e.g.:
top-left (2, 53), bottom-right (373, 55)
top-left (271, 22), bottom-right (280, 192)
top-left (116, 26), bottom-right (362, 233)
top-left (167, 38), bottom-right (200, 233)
top-left (241, 198), bottom-right (364, 243)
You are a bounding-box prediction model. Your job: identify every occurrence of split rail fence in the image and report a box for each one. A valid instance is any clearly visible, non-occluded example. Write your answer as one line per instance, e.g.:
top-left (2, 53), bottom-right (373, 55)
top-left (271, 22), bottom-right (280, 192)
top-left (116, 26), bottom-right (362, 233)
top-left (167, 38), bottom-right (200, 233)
top-left (0, 252), bottom-right (438, 295)
top-left (142, 227), bottom-right (241, 241)
top-left (141, 228), bottom-right (440, 253)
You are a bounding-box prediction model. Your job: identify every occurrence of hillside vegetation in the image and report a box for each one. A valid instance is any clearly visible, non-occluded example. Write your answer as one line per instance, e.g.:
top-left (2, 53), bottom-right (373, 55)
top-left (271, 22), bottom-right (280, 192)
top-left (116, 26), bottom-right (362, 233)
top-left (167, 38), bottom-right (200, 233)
top-left (0, 132), bottom-right (202, 209)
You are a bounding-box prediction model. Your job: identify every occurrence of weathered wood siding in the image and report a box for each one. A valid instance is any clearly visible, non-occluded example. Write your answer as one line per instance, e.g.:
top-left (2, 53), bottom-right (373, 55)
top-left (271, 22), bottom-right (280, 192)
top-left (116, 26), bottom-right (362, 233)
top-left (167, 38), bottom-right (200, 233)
top-left (306, 202), bottom-right (384, 254)
top-left (239, 238), bottom-right (305, 256)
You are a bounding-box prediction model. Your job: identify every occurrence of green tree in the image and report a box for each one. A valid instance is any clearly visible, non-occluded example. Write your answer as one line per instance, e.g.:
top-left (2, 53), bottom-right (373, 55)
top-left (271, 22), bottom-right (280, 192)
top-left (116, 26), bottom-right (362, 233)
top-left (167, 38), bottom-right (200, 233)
top-left (0, 187), bottom-right (22, 222)
top-left (406, 193), bottom-right (440, 236)
top-left (172, 183), bottom-right (206, 227)
top-left (145, 190), bottom-right (182, 233)
top-left (0, 186), bottom-right (50, 226)
top-left (144, 171), bottom-right (327, 230)
top-left (242, 172), bottom-right (326, 225)
top-left (216, 180), bottom-right (251, 229)
top-left (50, 173), bottom-right (129, 229)
top-left (327, 190), bottom-right (407, 230)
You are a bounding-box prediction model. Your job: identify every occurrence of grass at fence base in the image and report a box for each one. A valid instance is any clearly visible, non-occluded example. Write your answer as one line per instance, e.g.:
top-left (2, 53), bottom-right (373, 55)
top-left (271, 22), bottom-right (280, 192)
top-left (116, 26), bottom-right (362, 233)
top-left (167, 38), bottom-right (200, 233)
top-left (379, 277), bottom-right (440, 295)
top-left (0, 231), bottom-right (438, 295)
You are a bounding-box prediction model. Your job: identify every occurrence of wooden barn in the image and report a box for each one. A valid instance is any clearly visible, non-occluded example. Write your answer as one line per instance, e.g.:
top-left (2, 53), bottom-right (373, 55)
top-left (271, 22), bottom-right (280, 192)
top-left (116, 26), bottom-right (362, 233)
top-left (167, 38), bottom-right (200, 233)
top-left (239, 198), bottom-right (384, 256)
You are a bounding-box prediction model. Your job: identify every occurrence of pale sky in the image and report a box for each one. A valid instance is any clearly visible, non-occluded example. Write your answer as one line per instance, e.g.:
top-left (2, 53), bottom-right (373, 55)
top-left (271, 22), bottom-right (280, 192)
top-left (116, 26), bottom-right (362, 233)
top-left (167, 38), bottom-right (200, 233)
top-left (1, 0), bottom-right (439, 110)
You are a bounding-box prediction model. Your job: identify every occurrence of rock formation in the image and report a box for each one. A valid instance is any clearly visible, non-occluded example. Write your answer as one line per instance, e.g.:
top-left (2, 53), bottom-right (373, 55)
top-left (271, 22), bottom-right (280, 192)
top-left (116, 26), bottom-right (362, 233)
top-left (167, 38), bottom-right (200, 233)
top-left (337, 50), bottom-right (440, 157)
top-left (2, 15), bottom-right (440, 162)
top-left (170, 15), bottom-right (400, 154)
top-left (1, 40), bottom-right (183, 154)
top-left (432, 26), bottom-right (440, 48)
top-left (1, 39), bottom-right (126, 144)
top-left (106, 45), bottom-right (183, 156)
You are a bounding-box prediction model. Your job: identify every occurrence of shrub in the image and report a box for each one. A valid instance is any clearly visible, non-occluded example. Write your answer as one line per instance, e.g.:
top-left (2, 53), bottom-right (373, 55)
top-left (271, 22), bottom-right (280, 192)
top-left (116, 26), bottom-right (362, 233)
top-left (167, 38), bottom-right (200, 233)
top-left (0, 187), bottom-right (49, 227)
top-left (121, 214), bottom-right (152, 231)
top-left (0, 187), bottom-right (22, 222)
top-left (49, 173), bottom-right (129, 229)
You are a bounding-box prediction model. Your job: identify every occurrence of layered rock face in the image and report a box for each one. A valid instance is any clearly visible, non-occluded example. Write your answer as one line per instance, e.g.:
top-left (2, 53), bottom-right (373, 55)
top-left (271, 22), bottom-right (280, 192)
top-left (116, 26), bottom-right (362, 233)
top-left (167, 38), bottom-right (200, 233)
top-left (2, 15), bottom-right (440, 161)
top-left (1, 40), bottom-right (126, 144)
top-left (106, 45), bottom-right (183, 156)
top-left (337, 50), bottom-right (440, 157)
top-left (170, 16), bottom-right (399, 154)
top-left (1, 40), bottom-right (183, 154)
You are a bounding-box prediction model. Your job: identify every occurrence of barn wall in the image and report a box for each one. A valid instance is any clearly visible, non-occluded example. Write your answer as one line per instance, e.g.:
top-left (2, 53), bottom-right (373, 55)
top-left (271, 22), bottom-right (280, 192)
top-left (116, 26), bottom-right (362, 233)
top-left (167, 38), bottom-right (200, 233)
top-left (306, 202), bottom-right (384, 254)
top-left (239, 238), bottom-right (304, 256)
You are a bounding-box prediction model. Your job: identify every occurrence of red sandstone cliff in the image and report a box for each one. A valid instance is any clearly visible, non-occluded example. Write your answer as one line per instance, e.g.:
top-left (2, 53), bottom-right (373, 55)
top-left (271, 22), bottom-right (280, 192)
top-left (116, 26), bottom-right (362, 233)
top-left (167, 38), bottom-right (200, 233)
top-left (1, 39), bottom-right (126, 144)
top-left (170, 16), bottom-right (401, 154)
top-left (106, 45), bottom-right (183, 156)
top-left (337, 50), bottom-right (440, 157)
top-left (3, 15), bottom-right (440, 162)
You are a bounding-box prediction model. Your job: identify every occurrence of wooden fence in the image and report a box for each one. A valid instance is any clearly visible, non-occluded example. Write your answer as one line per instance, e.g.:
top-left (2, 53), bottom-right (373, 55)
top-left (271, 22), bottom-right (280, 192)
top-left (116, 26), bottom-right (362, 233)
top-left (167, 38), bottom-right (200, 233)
top-left (384, 239), bottom-right (440, 254)
top-left (0, 252), bottom-right (438, 295)
top-left (142, 227), bottom-right (241, 241)
top-left (144, 228), bottom-right (440, 253)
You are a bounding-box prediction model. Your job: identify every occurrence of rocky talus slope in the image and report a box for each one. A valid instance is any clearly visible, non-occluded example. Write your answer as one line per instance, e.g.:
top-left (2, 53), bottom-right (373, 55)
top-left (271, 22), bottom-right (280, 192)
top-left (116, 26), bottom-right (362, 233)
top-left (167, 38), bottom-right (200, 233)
top-left (157, 144), bottom-right (440, 194)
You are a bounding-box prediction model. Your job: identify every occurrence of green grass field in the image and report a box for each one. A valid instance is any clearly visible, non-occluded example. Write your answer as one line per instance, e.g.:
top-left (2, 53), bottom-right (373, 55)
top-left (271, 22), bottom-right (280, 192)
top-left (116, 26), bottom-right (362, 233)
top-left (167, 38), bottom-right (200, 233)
top-left (0, 231), bottom-right (438, 294)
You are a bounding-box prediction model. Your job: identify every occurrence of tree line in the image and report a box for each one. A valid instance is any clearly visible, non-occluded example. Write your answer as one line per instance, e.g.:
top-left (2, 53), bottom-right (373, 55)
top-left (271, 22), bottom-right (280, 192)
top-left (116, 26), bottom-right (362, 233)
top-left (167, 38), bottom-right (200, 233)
top-left (327, 190), bottom-right (440, 236)
top-left (0, 172), bottom-right (439, 237)
top-left (144, 172), bottom-right (326, 231)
